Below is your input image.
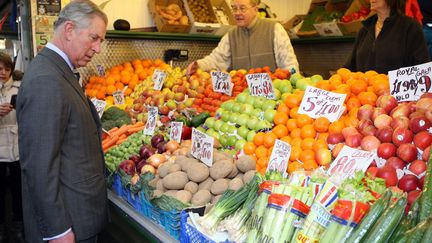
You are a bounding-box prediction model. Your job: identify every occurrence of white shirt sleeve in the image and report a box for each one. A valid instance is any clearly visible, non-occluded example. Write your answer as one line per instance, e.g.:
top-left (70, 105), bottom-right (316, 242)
top-left (196, 34), bottom-right (232, 71)
top-left (274, 23), bottom-right (300, 74)
top-left (42, 228), bottom-right (72, 241)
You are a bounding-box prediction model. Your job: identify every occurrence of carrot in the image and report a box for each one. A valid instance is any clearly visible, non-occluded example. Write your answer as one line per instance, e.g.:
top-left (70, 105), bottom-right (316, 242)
top-left (132, 121), bottom-right (144, 127)
top-left (115, 137), bottom-right (127, 145)
top-left (102, 135), bottom-right (119, 150)
top-left (127, 126), bottom-right (144, 135)
top-left (110, 124), bottom-right (132, 137)
top-left (118, 133), bottom-right (127, 140)
top-left (107, 126), bottom-right (119, 134)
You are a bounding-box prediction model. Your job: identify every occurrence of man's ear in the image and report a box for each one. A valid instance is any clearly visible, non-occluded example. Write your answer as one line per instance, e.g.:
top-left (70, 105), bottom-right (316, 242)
top-left (63, 21), bottom-right (76, 41)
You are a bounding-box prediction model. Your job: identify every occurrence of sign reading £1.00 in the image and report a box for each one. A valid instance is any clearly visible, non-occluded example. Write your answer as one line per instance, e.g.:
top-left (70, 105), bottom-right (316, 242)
top-left (113, 91), bottom-right (125, 105)
top-left (91, 98), bottom-right (106, 118)
top-left (170, 121), bottom-right (183, 143)
top-left (388, 62), bottom-right (432, 102)
top-left (246, 73), bottom-right (276, 99)
top-left (298, 86), bottom-right (346, 122)
top-left (211, 71), bottom-right (233, 96)
top-left (327, 146), bottom-right (375, 180)
top-left (152, 69), bottom-right (167, 91)
top-left (143, 106), bottom-right (158, 136)
top-left (267, 139), bottom-right (291, 175)
top-left (191, 128), bottom-right (214, 167)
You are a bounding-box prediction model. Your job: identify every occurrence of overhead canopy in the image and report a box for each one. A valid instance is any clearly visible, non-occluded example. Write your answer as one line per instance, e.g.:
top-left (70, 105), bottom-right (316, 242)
top-left (0, 0), bottom-right (17, 33)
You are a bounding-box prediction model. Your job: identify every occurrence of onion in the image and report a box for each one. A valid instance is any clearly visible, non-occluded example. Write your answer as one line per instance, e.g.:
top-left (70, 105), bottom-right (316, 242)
top-left (147, 154), bottom-right (166, 168)
top-left (141, 164), bottom-right (156, 174)
top-left (165, 140), bottom-right (180, 153)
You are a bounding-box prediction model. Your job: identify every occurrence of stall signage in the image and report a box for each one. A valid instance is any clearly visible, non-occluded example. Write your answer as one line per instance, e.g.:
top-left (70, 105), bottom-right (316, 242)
top-left (388, 62), bottom-right (432, 102)
top-left (143, 106), bottom-right (158, 136)
top-left (152, 69), bottom-right (167, 91)
top-left (91, 98), bottom-right (106, 118)
top-left (211, 71), bottom-right (233, 96)
top-left (96, 64), bottom-right (105, 76)
top-left (267, 139), bottom-right (291, 175)
top-left (170, 121), bottom-right (183, 143)
top-left (191, 128), bottom-right (214, 166)
top-left (298, 86), bottom-right (346, 122)
top-left (327, 146), bottom-right (374, 180)
top-left (113, 91), bottom-right (125, 105)
top-left (246, 73), bottom-right (275, 99)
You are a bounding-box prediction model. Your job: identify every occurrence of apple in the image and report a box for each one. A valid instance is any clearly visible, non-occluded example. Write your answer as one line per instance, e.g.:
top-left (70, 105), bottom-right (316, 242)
top-left (392, 127), bottom-right (413, 146)
top-left (390, 104), bottom-right (410, 118)
top-left (409, 160), bottom-right (427, 177)
top-left (221, 111), bottom-right (231, 122)
top-left (174, 92), bottom-right (185, 102)
top-left (390, 116), bottom-right (410, 130)
top-left (262, 100), bottom-right (277, 111)
top-left (398, 174), bottom-right (418, 192)
top-left (409, 111), bottom-right (425, 119)
top-left (237, 114), bottom-right (250, 126)
top-left (253, 96), bottom-right (266, 109)
top-left (232, 103), bottom-right (243, 113)
top-left (247, 117), bottom-right (259, 130)
top-left (214, 120), bottom-right (224, 131)
top-left (237, 126), bottom-right (250, 139)
top-left (413, 131), bottom-right (432, 151)
top-left (235, 139), bottom-right (247, 151)
top-left (372, 107), bottom-right (386, 120)
top-left (376, 126), bottom-right (393, 143)
top-left (264, 109), bottom-right (276, 123)
top-left (236, 92), bottom-right (248, 103)
top-left (342, 127), bottom-right (359, 139)
top-left (386, 157), bottom-right (406, 170)
top-left (227, 135), bottom-right (237, 146)
top-left (396, 143), bottom-right (418, 163)
top-left (245, 96), bottom-right (255, 106)
top-left (166, 100), bottom-right (176, 110)
top-left (378, 143), bottom-right (397, 159)
top-left (374, 114), bottom-right (393, 129)
top-left (357, 119), bottom-right (374, 131)
top-left (327, 133), bottom-right (345, 145)
top-left (159, 105), bottom-right (169, 115)
top-left (184, 98), bottom-right (194, 107)
top-left (345, 133), bottom-right (363, 148)
top-left (310, 74), bottom-right (323, 84)
top-left (220, 123), bottom-right (230, 133)
top-left (361, 135), bottom-right (381, 151)
top-left (358, 104), bottom-right (374, 121)
top-left (247, 130), bottom-right (256, 142)
top-left (422, 146), bottom-right (431, 161)
top-left (315, 148), bottom-right (332, 166)
top-left (331, 143), bottom-right (345, 158)
top-left (204, 117), bottom-right (216, 129)
top-left (366, 166), bottom-right (379, 178)
top-left (279, 81), bottom-right (293, 94)
top-left (360, 125), bottom-right (377, 137)
top-left (290, 73), bottom-right (304, 86)
top-left (296, 78), bottom-right (312, 91)
top-left (221, 100), bottom-right (235, 111)
top-left (376, 95), bottom-right (398, 114)
top-left (377, 166), bottom-right (398, 187)
top-left (409, 116), bottom-right (431, 133)
top-left (416, 97), bottom-right (432, 113)
top-left (242, 103), bottom-right (254, 115)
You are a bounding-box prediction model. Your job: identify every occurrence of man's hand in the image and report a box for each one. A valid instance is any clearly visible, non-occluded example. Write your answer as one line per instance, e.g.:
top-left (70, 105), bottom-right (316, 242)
top-left (49, 231), bottom-right (75, 243)
top-left (186, 61), bottom-right (199, 77)
top-left (0, 103), bottom-right (12, 116)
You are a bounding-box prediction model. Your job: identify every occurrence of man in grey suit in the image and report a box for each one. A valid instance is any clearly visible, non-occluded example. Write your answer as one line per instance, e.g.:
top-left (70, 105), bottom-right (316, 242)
top-left (16, 1), bottom-right (108, 242)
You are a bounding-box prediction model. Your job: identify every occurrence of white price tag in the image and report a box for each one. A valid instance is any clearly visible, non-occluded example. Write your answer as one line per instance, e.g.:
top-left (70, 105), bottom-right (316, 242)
top-left (298, 86), bottom-right (346, 122)
top-left (246, 73), bottom-right (275, 99)
top-left (91, 98), bottom-right (106, 118)
top-left (96, 64), bottom-right (105, 76)
top-left (327, 146), bottom-right (375, 180)
top-left (143, 106), bottom-right (158, 136)
top-left (267, 139), bottom-right (291, 174)
top-left (152, 69), bottom-right (167, 91)
top-left (211, 71), bottom-right (233, 96)
top-left (113, 91), bottom-right (125, 105)
top-left (388, 62), bottom-right (432, 102)
top-left (170, 121), bottom-right (183, 143)
top-left (191, 128), bottom-right (214, 166)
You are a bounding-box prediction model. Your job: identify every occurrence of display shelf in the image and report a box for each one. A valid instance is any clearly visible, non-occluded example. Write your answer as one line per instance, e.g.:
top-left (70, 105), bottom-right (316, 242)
top-left (107, 190), bottom-right (178, 243)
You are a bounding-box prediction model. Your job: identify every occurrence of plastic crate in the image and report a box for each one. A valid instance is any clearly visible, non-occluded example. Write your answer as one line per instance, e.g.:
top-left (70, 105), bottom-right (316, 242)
top-left (162, 210), bottom-right (182, 239)
top-left (112, 173), bottom-right (123, 197)
top-left (180, 211), bottom-right (215, 243)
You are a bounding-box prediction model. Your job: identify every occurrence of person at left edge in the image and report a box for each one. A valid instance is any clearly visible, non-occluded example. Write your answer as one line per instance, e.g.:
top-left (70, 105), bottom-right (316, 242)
top-left (16, 1), bottom-right (108, 243)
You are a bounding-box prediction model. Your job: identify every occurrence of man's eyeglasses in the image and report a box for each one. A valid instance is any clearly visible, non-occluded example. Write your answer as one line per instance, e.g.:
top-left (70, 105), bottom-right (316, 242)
top-left (231, 5), bottom-right (255, 13)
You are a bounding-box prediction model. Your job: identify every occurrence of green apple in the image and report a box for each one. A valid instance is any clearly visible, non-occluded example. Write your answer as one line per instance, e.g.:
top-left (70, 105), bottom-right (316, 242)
top-left (264, 109), bottom-right (276, 123)
top-left (197, 127), bottom-right (206, 133)
top-left (235, 139), bottom-right (247, 151)
top-left (281, 93), bottom-right (290, 102)
top-left (262, 100), bottom-right (277, 111)
top-left (214, 120), bottom-right (224, 131)
top-left (229, 113), bottom-right (239, 124)
top-left (296, 78), bottom-right (312, 91)
top-left (220, 123), bottom-right (230, 133)
top-left (227, 124), bottom-right (237, 134)
top-left (227, 136), bottom-right (237, 147)
top-left (274, 89), bottom-right (281, 100)
top-left (273, 79), bottom-right (283, 90)
top-left (247, 130), bottom-right (256, 142)
top-left (219, 136), bottom-right (228, 146)
top-left (245, 95), bottom-right (255, 106)
top-left (232, 102), bottom-right (243, 113)
top-left (204, 117), bottom-right (216, 128)
top-left (290, 72), bottom-right (304, 87)
top-left (279, 80), bottom-right (293, 94)
top-left (247, 117), bottom-right (259, 130)
top-left (237, 114), bottom-right (250, 126)
top-left (221, 111), bottom-right (231, 122)
top-left (221, 100), bottom-right (235, 111)
top-left (242, 103), bottom-right (254, 115)
top-left (206, 128), bottom-right (215, 136)
top-left (235, 92), bottom-right (249, 103)
top-left (252, 108), bottom-right (263, 119)
top-left (310, 74), bottom-right (323, 84)
top-left (238, 126), bottom-right (250, 139)
top-left (253, 96), bottom-right (266, 109)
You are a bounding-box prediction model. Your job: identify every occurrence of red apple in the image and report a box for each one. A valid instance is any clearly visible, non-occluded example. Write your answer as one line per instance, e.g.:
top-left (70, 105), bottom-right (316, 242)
top-left (409, 116), bottom-right (431, 133)
top-left (366, 166), bottom-right (379, 178)
top-left (397, 143), bottom-right (418, 163)
top-left (345, 133), bottom-right (363, 148)
top-left (376, 95), bottom-right (398, 114)
top-left (374, 114), bottom-right (393, 129)
top-left (372, 107), bottom-right (386, 120)
top-left (422, 146), bottom-right (431, 162)
top-left (407, 189), bottom-right (422, 205)
top-left (378, 143), bottom-right (397, 159)
top-left (398, 174), bottom-right (418, 192)
top-left (392, 127), bottom-right (413, 146)
top-left (315, 148), bottom-right (332, 166)
top-left (413, 131), bottom-right (432, 151)
top-left (361, 135), bottom-right (381, 151)
top-left (360, 125), bottom-right (377, 136)
top-left (420, 92), bottom-right (432, 99)
top-left (419, 176), bottom-right (425, 189)
top-left (390, 116), bottom-right (410, 130)
top-left (376, 126), bottom-right (394, 143)
top-left (358, 104), bottom-right (374, 121)
top-left (409, 111), bottom-right (425, 119)
top-left (425, 110), bottom-right (432, 123)
top-left (386, 156), bottom-right (406, 170)
top-left (409, 160), bottom-right (427, 176)
top-left (342, 127), bottom-right (359, 139)
top-left (331, 143), bottom-right (344, 158)
top-left (390, 104), bottom-right (411, 118)
top-left (377, 166), bottom-right (398, 187)
top-left (327, 133), bottom-right (345, 145)
top-left (415, 97), bottom-right (432, 113)
top-left (357, 119), bottom-right (374, 131)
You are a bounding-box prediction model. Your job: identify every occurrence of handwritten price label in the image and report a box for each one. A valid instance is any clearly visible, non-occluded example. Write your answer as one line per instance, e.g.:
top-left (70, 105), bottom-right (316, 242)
top-left (113, 91), bottom-right (125, 105)
top-left (143, 106), bottom-right (158, 136)
top-left (246, 73), bottom-right (275, 99)
top-left (191, 128), bottom-right (214, 166)
top-left (388, 62), bottom-right (432, 102)
top-left (211, 71), bottom-right (233, 96)
top-left (91, 98), bottom-right (106, 118)
top-left (96, 64), bottom-right (105, 76)
top-left (152, 69), bottom-right (167, 91)
top-left (170, 121), bottom-right (183, 143)
top-left (298, 86), bottom-right (346, 122)
top-left (327, 146), bottom-right (374, 180)
top-left (267, 139), bottom-right (291, 175)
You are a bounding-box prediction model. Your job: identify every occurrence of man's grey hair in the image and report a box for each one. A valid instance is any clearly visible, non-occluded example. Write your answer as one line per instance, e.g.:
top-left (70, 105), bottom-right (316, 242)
top-left (54, 0), bottom-right (108, 31)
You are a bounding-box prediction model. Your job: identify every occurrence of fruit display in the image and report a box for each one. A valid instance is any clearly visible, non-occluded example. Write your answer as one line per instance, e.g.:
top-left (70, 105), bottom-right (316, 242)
top-left (155, 3), bottom-right (189, 25)
top-left (185, 0), bottom-right (217, 23)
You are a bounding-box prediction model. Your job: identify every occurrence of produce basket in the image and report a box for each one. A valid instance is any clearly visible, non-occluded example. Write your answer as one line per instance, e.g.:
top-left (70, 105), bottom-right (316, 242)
top-left (180, 211), bottom-right (232, 243)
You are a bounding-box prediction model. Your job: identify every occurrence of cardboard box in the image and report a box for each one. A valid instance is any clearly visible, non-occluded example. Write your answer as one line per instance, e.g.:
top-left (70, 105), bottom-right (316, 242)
top-left (283, 15), bottom-right (306, 39)
top-left (211, 0), bottom-right (236, 36)
top-left (148, 0), bottom-right (191, 33)
top-left (337, 0), bottom-right (372, 35)
top-left (183, 0), bottom-right (232, 35)
top-left (311, 1), bottom-right (348, 36)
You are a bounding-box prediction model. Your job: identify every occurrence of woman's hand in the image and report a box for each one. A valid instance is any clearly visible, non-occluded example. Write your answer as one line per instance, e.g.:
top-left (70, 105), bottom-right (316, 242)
top-left (0, 103), bottom-right (13, 116)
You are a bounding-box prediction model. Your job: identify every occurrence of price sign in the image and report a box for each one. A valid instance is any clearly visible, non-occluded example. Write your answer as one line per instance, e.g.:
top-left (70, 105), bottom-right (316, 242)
top-left (191, 128), bottom-right (214, 166)
top-left (267, 139), bottom-right (291, 174)
top-left (113, 91), bottom-right (125, 105)
top-left (327, 146), bottom-right (375, 180)
top-left (91, 98), bottom-right (106, 118)
top-left (143, 106), bottom-right (158, 136)
top-left (211, 71), bottom-right (233, 96)
top-left (298, 86), bottom-right (346, 122)
top-left (170, 121), bottom-right (183, 143)
top-left (388, 62), bottom-right (432, 102)
top-left (246, 73), bottom-right (275, 99)
top-left (96, 64), bottom-right (105, 76)
top-left (152, 69), bottom-right (167, 91)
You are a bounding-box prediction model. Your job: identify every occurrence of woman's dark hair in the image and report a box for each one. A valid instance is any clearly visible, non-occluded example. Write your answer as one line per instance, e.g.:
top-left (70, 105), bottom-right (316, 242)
top-left (0, 52), bottom-right (13, 71)
top-left (386, 0), bottom-right (406, 15)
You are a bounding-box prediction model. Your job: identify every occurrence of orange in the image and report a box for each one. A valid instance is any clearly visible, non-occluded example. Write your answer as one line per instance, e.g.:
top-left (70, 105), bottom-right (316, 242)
top-left (290, 137), bottom-right (302, 148)
top-left (273, 124), bottom-right (288, 138)
top-left (349, 107), bottom-right (359, 118)
top-left (303, 159), bottom-right (319, 170)
top-left (289, 107), bottom-right (299, 119)
top-left (318, 132), bottom-right (329, 142)
top-left (106, 85), bottom-right (116, 95)
top-left (106, 76), bottom-right (115, 85)
top-left (95, 90), bottom-right (105, 99)
top-left (290, 146), bottom-right (302, 161)
top-left (263, 133), bottom-right (277, 148)
top-left (280, 136), bottom-right (292, 144)
top-left (344, 116), bottom-right (359, 128)
top-left (314, 117), bottom-right (330, 133)
top-left (115, 82), bottom-right (125, 91)
top-left (257, 156), bottom-right (267, 168)
top-left (128, 80), bottom-right (138, 90)
top-left (277, 103), bottom-right (290, 114)
top-left (285, 94), bottom-right (302, 108)
top-left (286, 119), bottom-right (298, 132)
top-left (350, 80), bottom-right (368, 95)
top-left (255, 146), bottom-right (268, 158)
top-left (346, 97), bottom-right (361, 111)
top-left (288, 161), bottom-right (304, 174)
top-left (259, 166), bottom-right (267, 175)
top-left (124, 88), bottom-right (133, 96)
top-left (253, 132), bottom-right (265, 146)
top-left (274, 112), bottom-right (289, 125)
top-left (290, 128), bottom-right (302, 138)
top-left (336, 67), bottom-right (352, 82)
top-left (301, 124), bottom-right (316, 139)
top-left (358, 91), bottom-right (377, 106)
top-left (373, 78), bottom-right (390, 96)
top-left (313, 139), bottom-right (328, 152)
top-left (301, 138), bottom-right (315, 150)
top-left (328, 120), bottom-right (345, 134)
top-left (296, 114), bottom-right (313, 128)
top-left (244, 142), bottom-right (256, 155)
top-left (300, 149), bottom-right (315, 163)
top-left (120, 74), bottom-right (131, 84)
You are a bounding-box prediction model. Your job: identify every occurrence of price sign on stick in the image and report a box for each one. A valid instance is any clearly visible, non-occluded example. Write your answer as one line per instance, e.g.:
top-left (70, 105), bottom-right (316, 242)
top-left (327, 146), bottom-right (375, 180)
top-left (246, 73), bottom-right (275, 99)
top-left (211, 71), bottom-right (233, 96)
top-left (91, 98), bottom-right (106, 118)
top-left (267, 139), bottom-right (291, 174)
top-left (152, 69), bottom-right (167, 91)
top-left (170, 121), bottom-right (183, 143)
top-left (191, 128), bottom-right (214, 166)
top-left (298, 86), bottom-right (346, 122)
top-left (388, 62), bottom-right (432, 102)
top-left (96, 64), bottom-right (105, 76)
top-left (113, 91), bottom-right (125, 105)
top-left (143, 106), bottom-right (158, 136)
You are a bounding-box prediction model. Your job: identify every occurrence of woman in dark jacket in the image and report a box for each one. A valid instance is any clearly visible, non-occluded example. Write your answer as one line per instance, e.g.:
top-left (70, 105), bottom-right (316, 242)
top-left (344, 0), bottom-right (430, 74)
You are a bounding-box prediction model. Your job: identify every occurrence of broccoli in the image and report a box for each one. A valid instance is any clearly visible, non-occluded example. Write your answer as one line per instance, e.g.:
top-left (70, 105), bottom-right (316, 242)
top-left (101, 106), bottom-right (131, 130)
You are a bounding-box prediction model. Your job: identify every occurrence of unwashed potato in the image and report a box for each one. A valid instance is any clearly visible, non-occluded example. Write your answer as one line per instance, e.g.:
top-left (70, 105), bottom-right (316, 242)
top-left (198, 177), bottom-right (214, 191)
top-left (191, 189), bottom-right (212, 206)
top-left (229, 178), bottom-right (244, 191)
top-left (211, 178), bottom-right (229, 195)
top-left (156, 179), bottom-right (165, 192)
top-left (209, 160), bottom-right (233, 180)
top-left (168, 163), bottom-right (182, 173)
top-left (243, 170), bottom-right (256, 185)
top-left (184, 181), bottom-right (198, 194)
top-left (162, 171), bottom-right (188, 190)
top-left (158, 162), bottom-right (174, 178)
top-left (236, 155), bottom-right (256, 173)
top-left (187, 162), bottom-right (210, 183)
top-left (175, 190), bottom-right (192, 204)
top-left (164, 190), bottom-right (178, 197)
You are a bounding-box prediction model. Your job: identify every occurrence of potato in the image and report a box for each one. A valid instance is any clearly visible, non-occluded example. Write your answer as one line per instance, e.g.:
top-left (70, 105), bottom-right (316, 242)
top-left (184, 181), bottom-right (198, 194)
top-left (227, 164), bottom-right (238, 178)
top-left (229, 178), bottom-right (244, 191)
top-left (162, 171), bottom-right (188, 190)
top-left (213, 150), bottom-right (230, 163)
top-left (177, 157), bottom-right (199, 172)
top-left (198, 177), bottom-right (214, 191)
top-left (158, 162), bottom-right (174, 178)
top-left (168, 163), bottom-right (182, 173)
top-left (211, 179), bottom-right (229, 195)
top-left (236, 155), bottom-right (256, 173)
top-left (187, 162), bottom-right (210, 183)
top-left (175, 190), bottom-right (192, 204)
top-left (148, 177), bottom-right (159, 188)
top-left (191, 190), bottom-right (212, 206)
top-left (209, 160), bottom-right (233, 180)
top-left (164, 190), bottom-right (178, 197)
top-left (153, 189), bottom-right (163, 198)
top-left (156, 179), bottom-right (165, 192)
top-left (243, 170), bottom-right (256, 185)
top-left (235, 173), bottom-right (244, 182)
